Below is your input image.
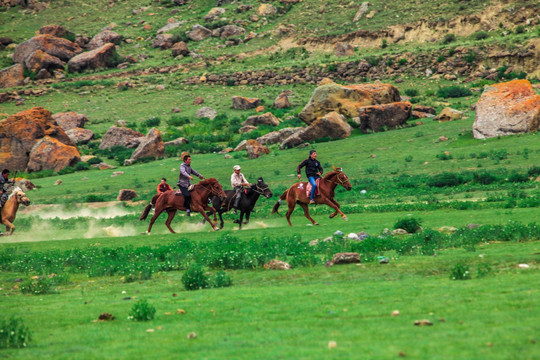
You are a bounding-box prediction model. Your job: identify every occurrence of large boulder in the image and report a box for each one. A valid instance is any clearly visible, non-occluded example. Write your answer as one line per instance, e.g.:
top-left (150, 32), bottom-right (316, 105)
top-left (195, 106), bottom-right (217, 119)
top-left (171, 41), bottom-right (189, 57)
top-left (280, 112), bottom-right (352, 149)
top-left (129, 128), bottom-right (165, 161)
top-left (256, 127), bottom-right (303, 145)
top-left (24, 49), bottom-right (65, 73)
top-left (52, 112), bottom-right (88, 130)
top-left (152, 34), bottom-right (175, 50)
top-left (13, 34), bottom-right (82, 63)
top-left (243, 112), bottom-right (280, 126)
top-left (26, 136), bottom-right (81, 172)
top-left (246, 139), bottom-right (270, 159)
top-left (164, 137), bottom-right (188, 147)
top-left (273, 90), bottom-right (291, 109)
top-left (204, 7), bottom-right (225, 21)
top-left (0, 64), bottom-right (24, 88)
top-left (0, 107), bottom-right (74, 171)
top-left (188, 25), bottom-right (212, 41)
top-left (299, 82), bottom-right (401, 124)
top-left (257, 3), bottom-right (277, 16)
top-left (67, 43), bottom-right (121, 73)
top-left (473, 79), bottom-right (540, 139)
top-left (435, 107), bottom-right (463, 122)
top-left (117, 189), bottom-right (138, 201)
top-left (232, 96), bottom-right (261, 110)
top-left (217, 25), bottom-right (246, 39)
top-left (87, 30), bottom-right (122, 50)
top-left (356, 102), bottom-right (412, 132)
top-left (39, 25), bottom-right (74, 40)
top-left (66, 128), bottom-right (94, 144)
top-left (99, 126), bottom-right (144, 150)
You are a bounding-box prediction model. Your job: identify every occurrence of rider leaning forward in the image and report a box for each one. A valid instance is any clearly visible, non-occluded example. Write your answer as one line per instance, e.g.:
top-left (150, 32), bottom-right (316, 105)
top-left (157, 177), bottom-right (173, 194)
top-left (0, 169), bottom-right (11, 210)
top-left (231, 165), bottom-right (249, 211)
top-left (297, 150), bottom-right (323, 204)
top-left (176, 154), bottom-right (204, 216)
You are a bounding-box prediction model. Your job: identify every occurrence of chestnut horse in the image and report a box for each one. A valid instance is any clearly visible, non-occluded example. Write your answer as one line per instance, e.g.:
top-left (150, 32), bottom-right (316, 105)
top-left (1, 188), bottom-right (31, 235)
top-left (272, 169), bottom-right (352, 226)
top-left (143, 178), bottom-right (226, 234)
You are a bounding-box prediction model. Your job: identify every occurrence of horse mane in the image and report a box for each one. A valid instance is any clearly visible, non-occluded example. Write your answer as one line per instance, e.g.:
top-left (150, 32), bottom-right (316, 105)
top-left (8, 186), bottom-right (23, 198)
top-left (197, 177), bottom-right (217, 186)
top-left (322, 170), bottom-right (341, 180)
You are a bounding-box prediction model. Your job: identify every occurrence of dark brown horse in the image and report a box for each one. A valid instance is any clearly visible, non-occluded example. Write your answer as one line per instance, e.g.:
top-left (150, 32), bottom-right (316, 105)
top-left (141, 178), bottom-right (226, 234)
top-left (272, 169), bottom-right (352, 226)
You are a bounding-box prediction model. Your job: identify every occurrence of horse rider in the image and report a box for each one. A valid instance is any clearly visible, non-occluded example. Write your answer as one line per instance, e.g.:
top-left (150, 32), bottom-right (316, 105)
top-left (231, 165), bottom-right (250, 213)
top-left (157, 178), bottom-right (173, 194)
top-left (176, 155), bottom-right (204, 216)
top-left (297, 150), bottom-right (323, 204)
top-left (0, 169), bottom-right (11, 210)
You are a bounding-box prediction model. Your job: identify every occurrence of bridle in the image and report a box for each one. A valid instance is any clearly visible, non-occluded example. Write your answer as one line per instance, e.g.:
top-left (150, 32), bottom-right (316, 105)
top-left (324, 172), bottom-right (350, 187)
top-left (198, 181), bottom-right (225, 198)
top-left (251, 182), bottom-right (271, 196)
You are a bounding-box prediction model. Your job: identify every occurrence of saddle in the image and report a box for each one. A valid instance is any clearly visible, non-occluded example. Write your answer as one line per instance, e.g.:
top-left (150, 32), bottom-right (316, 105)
top-left (305, 179), bottom-right (320, 198)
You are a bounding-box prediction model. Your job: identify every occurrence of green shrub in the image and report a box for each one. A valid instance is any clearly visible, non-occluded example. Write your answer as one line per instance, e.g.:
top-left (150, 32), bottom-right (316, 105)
top-left (394, 216), bottom-right (422, 233)
top-left (476, 263), bottom-right (492, 278)
top-left (508, 171), bottom-right (529, 183)
top-left (0, 317), bottom-right (31, 349)
top-left (381, 39), bottom-right (387, 49)
top-left (528, 166), bottom-right (540, 177)
top-left (464, 50), bottom-right (477, 64)
top-left (84, 194), bottom-right (107, 202)
top-left (211, 271), bottom-right (233, 288)
top-left (74, 162), bottom-right (90, 171)
top-left (473, 171), bottom-right (497, 185)
top-left (442, 33), bottom-right (456, 44)
top-left (436, 54), bottom-right (445, 63)
top-left (20, 277), bottom-right (55, 295)
top-left (167, 115), bottom-right (190, 127)
top-left (428, 172), bottom-right (464, 187)
top-left (86, 157), bottom-right (103, 165)
top-left (404, 89), bottom-right (419, 97)
top-left (450, 263), bottom-right (471, 280)
top-left (471, 31), bottom-right (488, 40)
top-left (404, 155), bottom-right (413, 162)
top-left (398, 58), bottom-right (407, 66)
top-left (437, 86), bottom-right (472, 98)
top-left (144, 116), bottom-right (161, 128)
top-left (128, 299), bottom-right (156, 321)
top-left (515, 25), bottom-right (525, 34)
top-left (436, 152), bottom-right (453, 161)
top-left (182, 263), bottom-right (209, 291)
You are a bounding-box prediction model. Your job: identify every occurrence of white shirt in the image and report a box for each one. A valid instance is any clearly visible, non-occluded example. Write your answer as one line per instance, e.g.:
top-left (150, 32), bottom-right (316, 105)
top-left (231, 172), bottom-right (248, 188)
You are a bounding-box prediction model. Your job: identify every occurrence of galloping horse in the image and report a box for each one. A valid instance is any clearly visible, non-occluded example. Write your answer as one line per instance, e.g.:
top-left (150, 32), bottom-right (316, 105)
top-left (208, 177), bottom-right (273, 229)
top-left (1, 188), bottom-right (31, 235)
top-left (142, 178), bottom-right (226, 234)
top-left (272, 168), bottom-right (352, 226)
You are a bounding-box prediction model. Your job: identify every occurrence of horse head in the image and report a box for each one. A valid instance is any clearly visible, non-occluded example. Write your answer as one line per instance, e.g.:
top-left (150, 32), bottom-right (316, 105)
top-left (253, 177), bottom-right (273, 198)
top-left (11, 189), bottom-right (31, 206)
top-left (325, 168), bottom-right (352, 191)
top-left (203, 178), bottom-right (227, 201)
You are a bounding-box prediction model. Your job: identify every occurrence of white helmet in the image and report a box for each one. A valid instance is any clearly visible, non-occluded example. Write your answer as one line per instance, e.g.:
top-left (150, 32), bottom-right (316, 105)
top-left (233, 165), bottom-right (241, 171)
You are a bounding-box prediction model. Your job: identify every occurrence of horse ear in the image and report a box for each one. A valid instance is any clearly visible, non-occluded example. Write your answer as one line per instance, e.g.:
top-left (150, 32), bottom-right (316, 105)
top-left (332, 165), bottom-right (342, 172)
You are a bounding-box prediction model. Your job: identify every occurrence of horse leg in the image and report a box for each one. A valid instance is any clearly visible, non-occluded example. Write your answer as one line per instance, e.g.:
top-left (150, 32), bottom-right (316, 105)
top-left (218, 210), bottom-right (225, 229)
top-left (244, 211), bottom-right (251, 225)
top-left (324, 198), bottom-right (348, 221)
top-left (2, 219), bottom-right (15, 235)
top-left (238, 211), bottom-right (245, 229)
top-left (147, 208), bottom-right (164, 234)
top-left (193, 205), bottom-right (219, 231)
top-left (299, 203), bottom-right (318, 226)
top-left (164, 209), bottom-right (177, 234)
top-left (285, 202), bottom-right (296, 227)
top-left (328, 198), bottom-right (341, 218)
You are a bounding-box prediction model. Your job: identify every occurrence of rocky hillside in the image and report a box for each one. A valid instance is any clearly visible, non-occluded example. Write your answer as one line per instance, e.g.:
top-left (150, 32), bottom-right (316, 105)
top-left (0, 0), bottom-right (539, 173)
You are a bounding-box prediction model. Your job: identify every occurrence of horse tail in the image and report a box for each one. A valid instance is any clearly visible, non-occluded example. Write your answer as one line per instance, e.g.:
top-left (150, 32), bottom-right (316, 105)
top-left (272, 189), bottom-right (288, 214)
top-left (139, 203), bottom-right (152, 221)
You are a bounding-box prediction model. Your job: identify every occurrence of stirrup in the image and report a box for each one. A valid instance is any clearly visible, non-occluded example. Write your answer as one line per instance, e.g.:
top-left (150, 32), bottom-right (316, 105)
top-left (309, 199), bottom-right (315, 204)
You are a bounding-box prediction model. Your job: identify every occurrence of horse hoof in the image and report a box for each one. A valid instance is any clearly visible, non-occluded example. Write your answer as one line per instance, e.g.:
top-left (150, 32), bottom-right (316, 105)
top-left (343, 217), bottom-right (348, 221)
top-left (213, 227), bottom-right (220, 231)
top-left (314, 222), bottom-right (319, 226)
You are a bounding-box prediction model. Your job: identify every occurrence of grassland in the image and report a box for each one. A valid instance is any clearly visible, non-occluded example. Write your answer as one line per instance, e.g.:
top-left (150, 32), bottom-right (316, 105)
top-left (1, 0), bottom-right (539, 358)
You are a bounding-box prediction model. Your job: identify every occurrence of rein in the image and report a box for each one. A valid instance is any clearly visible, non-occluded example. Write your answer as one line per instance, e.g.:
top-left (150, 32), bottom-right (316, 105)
top-left (197, 182), bottom-right (222, 197)
top-left (323, 172), bottom-right (349, 186)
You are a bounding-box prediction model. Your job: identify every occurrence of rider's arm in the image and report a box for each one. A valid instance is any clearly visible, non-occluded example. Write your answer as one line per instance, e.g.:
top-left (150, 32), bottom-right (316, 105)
top-left (297, 159), bottom-right (307, 178)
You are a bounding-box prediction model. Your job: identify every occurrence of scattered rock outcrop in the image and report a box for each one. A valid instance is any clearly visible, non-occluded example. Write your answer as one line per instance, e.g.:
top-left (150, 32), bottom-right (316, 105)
top-left (280, 112), bottom-right (352, 149)
top-left (87, 29), bottom-right (123, 50)
top-left (52, 112), bottom-right (88, 130)
top-left (245, 139), bottom-right (270, 159)
top-left (129, 128), bottom-right (165, 161)
top-left (256, 127), bottom-right (303, 145)
top-left (67, 43), bottom-right (121, 73)
top-left (13, 34), bottom-right (82, 64)
top-left (188, 25), bottom-right (212, 41)
top-left (356, 102), bottom-right (412, 132)
top-left (232, 96), bottom-right (261, 110)
top-left (299, 82), bottom-right (401, 124)
top-left (473, 79), bottom-right (540, 139)
top-left (99, 126), bottom-right (143, 150)
top-left (0, 64), bottom-right (24, 88)
top-left (117, 189), bottom-right (138, 201)
top-left (243, 112), bottom-right (280, 126)
top-left (0, 107), bottom-right (76, 172)
top-left (66, 128), bottom-right (94, 144)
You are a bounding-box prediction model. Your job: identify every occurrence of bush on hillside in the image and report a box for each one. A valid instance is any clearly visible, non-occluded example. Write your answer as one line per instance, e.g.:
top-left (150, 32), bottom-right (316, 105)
top-left (0, 317), bottom-right (31, 349)
top-left (437, 86), bottom-right (472, 98)
top-left (182, 263), bottom-right (209, 291)
top-left (442, 33), bottom-right (456, 44)
top-left (394, 216), bottom-right (423, 233)
top-left (428, 172), bottom-right (465, 187)
top-left (128, 299), bottom-right (156, 321)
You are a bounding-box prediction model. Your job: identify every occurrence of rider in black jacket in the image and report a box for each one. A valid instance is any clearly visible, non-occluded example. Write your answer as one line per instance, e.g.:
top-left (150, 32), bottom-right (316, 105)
top-left (297, 150), bottom-right (323, 204)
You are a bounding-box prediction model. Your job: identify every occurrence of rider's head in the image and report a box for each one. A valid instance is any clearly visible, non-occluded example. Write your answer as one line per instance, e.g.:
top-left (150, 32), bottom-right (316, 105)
top-left (233, 165), bottom-right (241, 173)
top-left (1, 169), bottom-right (9, 179)
top-left (183, 155), bottom-right (191, 164)
top-left (309, 150), bottom-right (317, 159)
top-left (161, 178), bottom-right (167, 182)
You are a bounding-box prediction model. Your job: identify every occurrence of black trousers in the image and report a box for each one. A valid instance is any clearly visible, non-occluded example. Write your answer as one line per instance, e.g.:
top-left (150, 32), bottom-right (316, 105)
top-left (179, 186), bottom-right (191, 210)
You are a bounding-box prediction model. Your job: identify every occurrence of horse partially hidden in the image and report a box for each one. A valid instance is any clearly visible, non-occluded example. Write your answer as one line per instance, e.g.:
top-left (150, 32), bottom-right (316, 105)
top-left (1, 188), bottom-right (31, 235)
top-left (140, 178), bottom-right (226, 234)
top-left (272, 169), bottom-right (352, 226)
top-left (207, 177), bottom-right (273, 229)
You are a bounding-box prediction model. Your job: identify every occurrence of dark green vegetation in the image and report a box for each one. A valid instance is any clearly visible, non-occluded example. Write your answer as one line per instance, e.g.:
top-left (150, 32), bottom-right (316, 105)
top-left (1, 0), bottom-right (539, 358)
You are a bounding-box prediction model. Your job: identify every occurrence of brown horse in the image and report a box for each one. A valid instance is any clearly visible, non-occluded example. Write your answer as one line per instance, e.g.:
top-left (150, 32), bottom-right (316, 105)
top-left (1, 188), bottom-right (31, 235)
top-left (272, 169), bottom-right (352, 226)
top-left (143, 178), bottom-right (226, 234)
